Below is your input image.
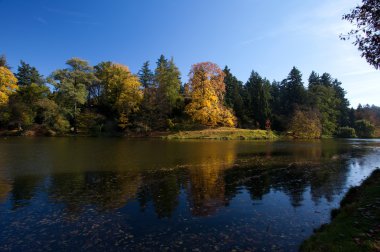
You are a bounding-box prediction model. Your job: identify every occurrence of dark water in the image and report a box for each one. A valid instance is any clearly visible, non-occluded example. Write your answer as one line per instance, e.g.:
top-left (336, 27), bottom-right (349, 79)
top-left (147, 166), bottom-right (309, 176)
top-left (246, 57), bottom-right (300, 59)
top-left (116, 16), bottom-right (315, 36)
top-left (0, 138), bottom-right (379, 251)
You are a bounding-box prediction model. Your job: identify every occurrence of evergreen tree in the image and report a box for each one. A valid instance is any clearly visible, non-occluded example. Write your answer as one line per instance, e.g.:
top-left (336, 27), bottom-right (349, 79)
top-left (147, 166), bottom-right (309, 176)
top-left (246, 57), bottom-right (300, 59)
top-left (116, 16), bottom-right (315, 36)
top-left (138, 61), bottom-right (154, 89)
top-left (308, 71), bottom-right (351, 135)
top-left (154, 55), bottom-right (183, 125)
top-left (308, 71), bottom-right (320, 88)
top-left (320, 73), bottom-right (333, 87)
top-left (309, 84), bottom-right (339, 135)
top-left (223, 66), bottom-right (244, 126)
top-left (136, 61), bottom-right (158, 131)
top-left (0, 55), bottom-right (10, 69)
top-left (260, 79), bottom-right (272, 127)
top-left (245, 71), bottom-right (271, 129)
top-left (270, 81), bottom-right (285, 130)
top-left (281, 67), bottom-right (307, 116)
top-left (333, 79), bottom-right (350, 126)
top-left (15, 61), bottom-right (45, 86)
top-left (348, 108), bottom-right (356, 128)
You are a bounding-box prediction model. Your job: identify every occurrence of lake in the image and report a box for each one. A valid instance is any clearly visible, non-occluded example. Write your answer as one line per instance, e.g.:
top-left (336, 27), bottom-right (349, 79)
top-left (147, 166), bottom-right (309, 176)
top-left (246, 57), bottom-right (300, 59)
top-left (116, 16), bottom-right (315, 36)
top-left (0, 138), bottom-right (379, 251)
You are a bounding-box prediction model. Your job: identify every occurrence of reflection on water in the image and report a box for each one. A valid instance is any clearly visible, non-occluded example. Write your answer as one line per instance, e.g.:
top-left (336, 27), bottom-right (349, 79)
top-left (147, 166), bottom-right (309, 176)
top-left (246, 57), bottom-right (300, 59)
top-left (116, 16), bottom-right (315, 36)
top-left (0, 138), bottom-right (379, 251)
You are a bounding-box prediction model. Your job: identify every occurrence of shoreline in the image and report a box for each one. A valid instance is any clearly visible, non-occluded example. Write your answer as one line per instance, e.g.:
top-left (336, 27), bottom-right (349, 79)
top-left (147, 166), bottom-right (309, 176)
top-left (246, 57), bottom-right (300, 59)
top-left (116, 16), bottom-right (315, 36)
top-left (300, 168), bottom-right (380, 251)
top-left (0, 127), bottom-right (279, 140)
top-left (1, 128), bottom-right (378, 140)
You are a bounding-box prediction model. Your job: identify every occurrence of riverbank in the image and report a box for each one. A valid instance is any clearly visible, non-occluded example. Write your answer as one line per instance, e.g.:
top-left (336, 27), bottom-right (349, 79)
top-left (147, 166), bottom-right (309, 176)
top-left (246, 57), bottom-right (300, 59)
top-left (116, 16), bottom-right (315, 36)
top-left (3, 126), bottom-right (378, 140)
top-left (0, 127), bottom-right (279, 140)
top-left (164, 127), bottom-right (278, 140)
top-left (301, 168), bottom-right (380, 252)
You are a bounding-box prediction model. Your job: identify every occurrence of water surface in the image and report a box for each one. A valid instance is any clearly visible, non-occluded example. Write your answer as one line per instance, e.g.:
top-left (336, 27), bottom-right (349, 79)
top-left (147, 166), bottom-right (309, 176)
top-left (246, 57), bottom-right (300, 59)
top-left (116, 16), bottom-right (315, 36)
top-left (0, 138), bottom-right (379, 251)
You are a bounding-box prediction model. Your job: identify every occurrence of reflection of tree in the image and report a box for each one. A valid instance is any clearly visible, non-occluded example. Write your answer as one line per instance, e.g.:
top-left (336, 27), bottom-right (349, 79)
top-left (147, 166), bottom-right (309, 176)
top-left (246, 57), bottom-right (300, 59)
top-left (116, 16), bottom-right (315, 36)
top-left (1, 139), bottom-right (373, 221)
top-left (10, 175), bottom-right (42, 209)
top-left (48, 171), bottom-right (141, 213)
top-left (224, 158), bottom-right (271, 201)
top-left (136, 141), bottom-right (238, 217)
top-left (309, 158), bottom-right (351, 204)
top-left (223, 140), bottom-right (370, 208)
top-left (137, 170), bottom-right (184, 218)
top-left (187, 143), bottom-right (236, 216)
top-left (272, 163), bottom-right (310, 207)
top-left (0, 178), bottom-right (11, 203)
top-left (188, 164), bottom-right (227, 216)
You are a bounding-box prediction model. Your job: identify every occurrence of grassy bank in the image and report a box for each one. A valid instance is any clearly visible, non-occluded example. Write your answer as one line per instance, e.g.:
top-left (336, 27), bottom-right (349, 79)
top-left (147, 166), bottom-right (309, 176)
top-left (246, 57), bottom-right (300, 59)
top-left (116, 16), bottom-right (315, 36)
top-left (301, 169), bottom-right (380, 252)
top-left (164, 127), bottom-right (278, 140)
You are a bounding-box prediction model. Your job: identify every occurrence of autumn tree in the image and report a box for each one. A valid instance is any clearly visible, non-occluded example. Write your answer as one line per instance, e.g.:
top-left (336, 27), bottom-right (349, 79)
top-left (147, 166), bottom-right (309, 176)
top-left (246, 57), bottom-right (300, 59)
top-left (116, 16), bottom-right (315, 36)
top-left (185, 62), bottom-right (236, 127)
top-left (95, 62), bottom-right (143, 130)
top-left (49, 58), bottom-right (96, 133)
top-left (341, 0), bottom-right (380, 69)
top-left (0, 66), bottom-right (18, 126)
top-left (355, 104), bottom-right (380, 126)
top-left (289, 109), bottom-right (322, 139)
top-left (0, 66), bottom-right (18, 107)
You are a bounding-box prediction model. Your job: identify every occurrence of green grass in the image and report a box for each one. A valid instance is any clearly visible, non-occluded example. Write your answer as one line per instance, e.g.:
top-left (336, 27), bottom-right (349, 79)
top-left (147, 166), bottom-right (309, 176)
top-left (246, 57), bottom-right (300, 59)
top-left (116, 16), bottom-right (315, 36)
top-left (164, 127), bottom-right (278, 140)
top-left (301, 168), bottom-right (380, 252)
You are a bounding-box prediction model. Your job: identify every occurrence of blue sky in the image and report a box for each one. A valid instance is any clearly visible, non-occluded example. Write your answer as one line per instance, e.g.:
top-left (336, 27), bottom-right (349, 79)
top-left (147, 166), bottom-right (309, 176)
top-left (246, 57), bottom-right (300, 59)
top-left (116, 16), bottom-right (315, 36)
top-left (1, 0), bottom-right (379, 107)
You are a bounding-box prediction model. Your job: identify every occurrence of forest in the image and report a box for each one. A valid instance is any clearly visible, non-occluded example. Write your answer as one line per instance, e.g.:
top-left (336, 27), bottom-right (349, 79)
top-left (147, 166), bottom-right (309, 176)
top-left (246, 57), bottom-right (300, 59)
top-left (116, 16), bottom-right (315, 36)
top-left (0, 54), bottom-right (378, 138)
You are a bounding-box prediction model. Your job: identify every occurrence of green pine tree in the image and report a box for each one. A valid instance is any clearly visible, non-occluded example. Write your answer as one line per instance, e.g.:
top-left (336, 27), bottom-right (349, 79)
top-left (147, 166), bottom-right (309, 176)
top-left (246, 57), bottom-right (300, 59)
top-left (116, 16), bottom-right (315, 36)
top-left (15, 61), bottom-right (45, 86)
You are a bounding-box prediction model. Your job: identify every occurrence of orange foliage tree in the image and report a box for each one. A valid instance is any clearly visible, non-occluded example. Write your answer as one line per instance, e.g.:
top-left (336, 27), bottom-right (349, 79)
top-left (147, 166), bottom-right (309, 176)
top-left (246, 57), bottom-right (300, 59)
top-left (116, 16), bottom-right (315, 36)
top-left (185, 62), bottom-right (236, 127)
top-left (0, 66), bottom-right (18, 107)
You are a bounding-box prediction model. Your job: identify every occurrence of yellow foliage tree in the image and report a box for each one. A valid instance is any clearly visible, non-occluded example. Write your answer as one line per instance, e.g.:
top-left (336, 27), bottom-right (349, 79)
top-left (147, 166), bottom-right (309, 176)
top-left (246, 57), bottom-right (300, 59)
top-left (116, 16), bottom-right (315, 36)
top-left (0, 66), bottom-right (18, 107)
top-left (185, 62), bottom-right (236, 127)
top-left (100, 63), bottom-right (143, 128)
top-left (289, 109), bottom-right (322, 139)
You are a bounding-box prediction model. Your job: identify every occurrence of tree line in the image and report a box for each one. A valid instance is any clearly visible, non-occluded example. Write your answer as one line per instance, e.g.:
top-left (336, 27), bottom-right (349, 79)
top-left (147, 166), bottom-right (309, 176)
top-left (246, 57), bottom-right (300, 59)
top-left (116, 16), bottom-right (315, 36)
top-left (0, 54), bottom-right (377, 138)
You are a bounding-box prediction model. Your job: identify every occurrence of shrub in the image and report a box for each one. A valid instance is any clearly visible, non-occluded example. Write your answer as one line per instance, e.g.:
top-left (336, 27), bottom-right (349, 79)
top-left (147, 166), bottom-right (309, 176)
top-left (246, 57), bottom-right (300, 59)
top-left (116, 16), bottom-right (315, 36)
top-left (53, 115), bottom-right (70, 133)
top-left (354, 120), bottom-right (375, 138)
top-left (288, 109), bottom-right (322, 139)
top-left (78, 111), bottom-right (106, 135)
top-left (335, 127), bottom-right (357, 138)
